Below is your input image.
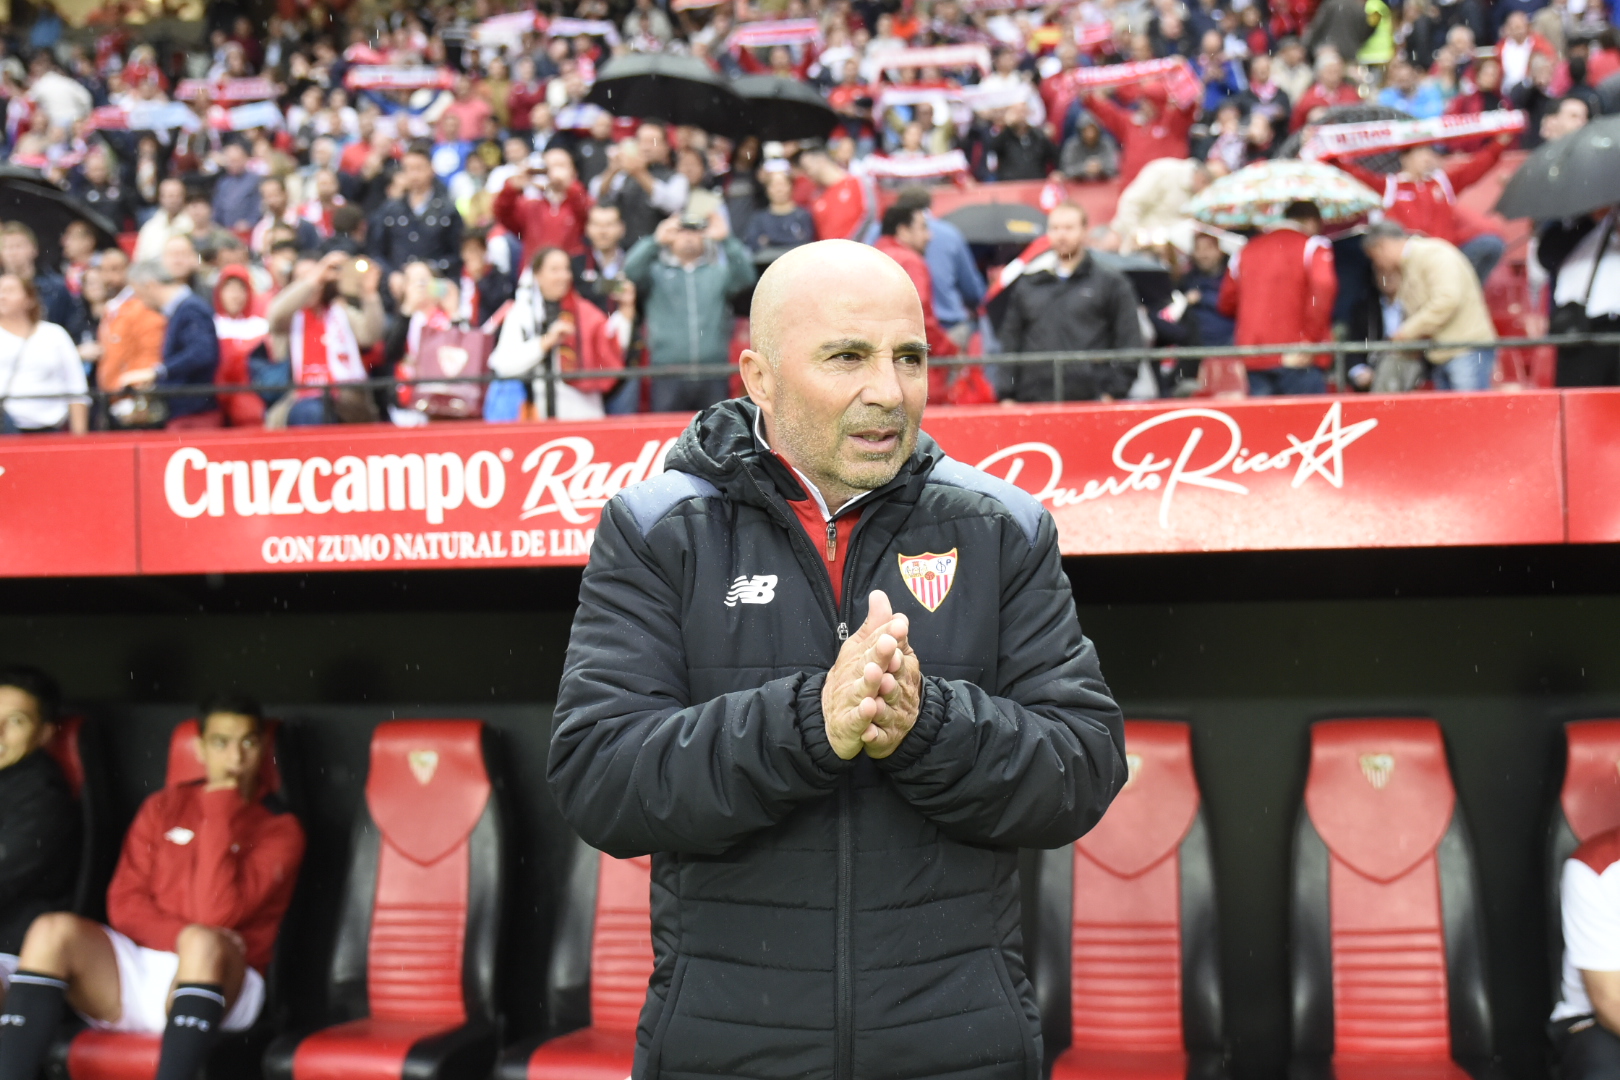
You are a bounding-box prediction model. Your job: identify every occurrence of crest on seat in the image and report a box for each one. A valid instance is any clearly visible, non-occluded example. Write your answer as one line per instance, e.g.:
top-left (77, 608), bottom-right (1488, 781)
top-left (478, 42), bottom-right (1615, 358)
top-left (409, 749), bottom-right (440, 785)
top-left (1124, 753), bottom-right (1143, 789)
top-left (1359, 753), bottom-right (1394, 790)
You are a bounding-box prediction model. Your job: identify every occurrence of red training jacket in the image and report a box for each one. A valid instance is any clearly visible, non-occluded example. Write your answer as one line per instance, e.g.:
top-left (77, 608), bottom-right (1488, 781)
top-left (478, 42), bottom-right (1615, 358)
top-left (494, 179), bottom-right (593, 266)
top-left (810, 174), bottom-right (869, 241)
top-left (1216, 226), bottom-right (1337, 370)
top-left (874, 235), bottom-right (958, 403)
top-left (1083, 93), bottom-right (1194, 185)
top-left (106, 781), bottom-right (305, 971)
top-left (1327, 140), bottom-right (1505, 246)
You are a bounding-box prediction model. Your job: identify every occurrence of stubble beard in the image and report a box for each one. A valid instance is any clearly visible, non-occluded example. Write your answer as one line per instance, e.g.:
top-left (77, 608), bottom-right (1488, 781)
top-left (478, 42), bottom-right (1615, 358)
top-left (774, 396), bottom-right (917, 506)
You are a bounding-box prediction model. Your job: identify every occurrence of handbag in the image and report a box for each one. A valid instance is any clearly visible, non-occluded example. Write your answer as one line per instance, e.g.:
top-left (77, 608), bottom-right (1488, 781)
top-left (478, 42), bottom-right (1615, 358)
top-left (414, 323), bottom-right (492, 420)
top-left (1551, 213), bottom-right (1618, 336)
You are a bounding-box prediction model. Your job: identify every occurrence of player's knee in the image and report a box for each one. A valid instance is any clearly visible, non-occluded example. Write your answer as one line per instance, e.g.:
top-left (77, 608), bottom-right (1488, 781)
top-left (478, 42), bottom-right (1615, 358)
top-left (174, 925), bottom-right (233, 971)
top-left (20, 911), bottom-right (84, 961)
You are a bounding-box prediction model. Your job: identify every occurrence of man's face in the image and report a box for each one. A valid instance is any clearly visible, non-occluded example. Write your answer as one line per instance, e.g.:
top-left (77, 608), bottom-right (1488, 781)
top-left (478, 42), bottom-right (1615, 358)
top-left (545, 148), bottom-right (576, 188)
top-left (0, 687), bottom-right (52, 772)
top-left (85, 154), bottom-right (108, 184)
top-left (531, 102), bottom-right (553, 132)
top-left (1506, 13), bottom-right (1528, 41)
top-left (402, 152), bottom-right (434, 193)
top-left (196, 712), bottom-right (264, 794)
top-left (1250, 54), bottom-right (1271, 83)
top-left (163, 236), bottom-right (198, 282)
top-left (752, 268), bottom-right (927, 502)
top-left (186, 199), bottom-right (213, 230)
top-left (1391, 61), bottom-right (1416, 91)
top-left (1368, 237), bottom-right (1402, 275)
top-left (1047, 206), bottom-right (1086, 259)
top-left (160, 180), bottom-right (185, 215)
top-left (63, 225), bottom-right (95, 262)
top-left (262, 180), bottom-right (287, 216)
top-left (1192, 233), bottom-right (1222, 272)
top-left (586, 206), bottom-right (624, 252)
top-left (671, 226), bottom-right (706, 262)
top-left (898, 210), bottom-right (929, 255)
top-left (316, 170), bottom-right (339, 201)
top-left (101, 251), bottom-right (128, 292)
top-left (505, 137), bottom-right (528, 165)
top-left (638, 124), bottom-right (669, 165)
top-left (1401, 145), bottom-right (1439, 177)
top-left (1319, 57), bottom-right (1343, 87)
top-left (1, 233), bottom-right (36, 276)
top-left (223, 144), bottom-right (247, 174)
top-left (1547, 98), bottom-right (1590, 140)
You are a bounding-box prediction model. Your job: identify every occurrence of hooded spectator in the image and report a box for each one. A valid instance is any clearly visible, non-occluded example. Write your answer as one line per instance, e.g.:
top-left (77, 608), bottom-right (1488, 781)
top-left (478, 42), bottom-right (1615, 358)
top-left (212, 266), bottom-right (268, 426)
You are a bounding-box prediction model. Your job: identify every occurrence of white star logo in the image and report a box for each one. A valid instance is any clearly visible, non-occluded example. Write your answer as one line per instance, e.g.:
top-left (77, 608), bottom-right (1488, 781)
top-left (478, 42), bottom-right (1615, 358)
top-left (1285, 402), bottom-right (1380, 489)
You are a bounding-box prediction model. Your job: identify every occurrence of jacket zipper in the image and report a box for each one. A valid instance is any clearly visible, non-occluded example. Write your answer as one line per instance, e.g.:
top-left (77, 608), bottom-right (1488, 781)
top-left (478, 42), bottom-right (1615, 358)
top-left (832, 513), bottom-right (868, 1080)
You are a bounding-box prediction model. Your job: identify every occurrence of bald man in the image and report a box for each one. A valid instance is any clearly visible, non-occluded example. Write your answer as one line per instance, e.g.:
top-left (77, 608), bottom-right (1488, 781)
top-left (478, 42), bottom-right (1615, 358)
top-left (550, 240), bottom-right (1126, 1080)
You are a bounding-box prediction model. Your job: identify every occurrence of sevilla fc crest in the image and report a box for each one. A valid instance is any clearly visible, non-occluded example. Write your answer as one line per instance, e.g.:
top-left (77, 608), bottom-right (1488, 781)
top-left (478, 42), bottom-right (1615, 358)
top-left (898, 549), bottom-right (958, 612)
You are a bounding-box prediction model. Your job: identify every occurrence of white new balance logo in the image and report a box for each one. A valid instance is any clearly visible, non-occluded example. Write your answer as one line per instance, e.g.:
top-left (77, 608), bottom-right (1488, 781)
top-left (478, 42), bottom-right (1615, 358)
top-left (724, 575), bottom-right (778, 607)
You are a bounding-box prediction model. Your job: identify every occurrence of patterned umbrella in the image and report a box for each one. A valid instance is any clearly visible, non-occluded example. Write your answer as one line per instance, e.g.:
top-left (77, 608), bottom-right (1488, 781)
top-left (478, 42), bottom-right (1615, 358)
top-left (1185, 160), bottom-right (1382, 229)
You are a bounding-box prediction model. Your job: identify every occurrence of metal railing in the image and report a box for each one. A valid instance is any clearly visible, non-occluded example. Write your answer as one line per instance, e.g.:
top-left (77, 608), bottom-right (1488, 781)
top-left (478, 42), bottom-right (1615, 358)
top-left (2, 333), bottom-right (1612, 427)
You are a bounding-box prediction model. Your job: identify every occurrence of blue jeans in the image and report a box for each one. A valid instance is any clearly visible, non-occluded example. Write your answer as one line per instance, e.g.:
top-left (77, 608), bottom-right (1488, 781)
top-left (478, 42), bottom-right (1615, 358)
top-left (1247, 366), bottom-right (1327, 396)
top-left (1460, 234), bottom-right (1504, 285)
top-left (1431, 349), bottom-right (1494, 391)
top-left (286, 397), bottom-right (328, 426)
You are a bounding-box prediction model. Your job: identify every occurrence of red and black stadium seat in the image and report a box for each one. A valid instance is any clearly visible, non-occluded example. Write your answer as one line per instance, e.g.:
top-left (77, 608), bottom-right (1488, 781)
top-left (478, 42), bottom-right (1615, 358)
top-left (50, 719), bottom-right (296, 1080)
top-left (1545, 720), bottom-right (1620, 1001)
top-left (1033, 720), bottom-right (1227, 1080)
top-left (265, 720), bottom-right (503, 1080)
top-left (1290, 719), bottom-right (1494, 1080)
top-left (496, 838), bottom-right (655, 1080)
top-left (43, 716), bottom-right (118, 920)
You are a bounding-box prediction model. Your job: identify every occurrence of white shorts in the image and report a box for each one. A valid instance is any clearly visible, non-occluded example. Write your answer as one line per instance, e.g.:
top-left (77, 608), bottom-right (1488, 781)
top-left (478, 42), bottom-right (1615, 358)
top-left (81, 928), bottom-right (263, 1034)
top-left (0, 953), bottom-right (18, 993)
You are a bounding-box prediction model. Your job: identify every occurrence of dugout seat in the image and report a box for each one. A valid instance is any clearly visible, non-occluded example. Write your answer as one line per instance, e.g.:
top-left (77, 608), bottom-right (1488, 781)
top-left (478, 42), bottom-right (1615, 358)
top-left (50, 719), bottom-right (298, 1080)
top-left (1545, 721), bottom-right (1620, 1002)
top-left (496, 838), bottom-right (654, 1080)
top-left (1033, 720), bottom-right (1227, 1080)
top-left (1289, 719), bottom-right (1494, 1080)
top-left (42, 716), bottom-right (118, 920)
top-left (265, 720), bottom-right (503, 1080)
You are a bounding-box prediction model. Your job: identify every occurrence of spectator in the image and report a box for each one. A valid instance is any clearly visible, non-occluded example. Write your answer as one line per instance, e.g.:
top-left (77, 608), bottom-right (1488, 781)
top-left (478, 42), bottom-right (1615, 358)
top-left (0, 223), bottom-right (81, 341)
top-left (899, 186), bottom-right (984, 351)
top-left (1216, 200), bottom-right (1337, 395)
top-left (1060, 115), bottom-right (1120, 181)
top-left (1180, 231), bottom-right (1236, 347)
top-left (1272, 37), bottom-right (1316, 106)
top-left (1499, 11), bottom-right (1558, 92)
top-left (624, 211), bottom-right (755, 412)
top-left (744, 168), bottom-right (817, 252)
top-left (59, 222), bottom-right (98, 300)
top-left (494, 147), bottom-right (593, 267)
top-left (161, 236), bottom-right (201, 293)
top-left (265, 253), bottom-right (385, 426)
top-left (571, 111), bottom-right (618, 188)
top-left (624, 0), bottom-right (674, 44)
top-left (490, 247), bottom-right (630, 420)
top-left (1378, 57), bottom-right (1446, 118)
top-left (989, 102), bottom-right (1059, 182)
top-left (134, 180), bottom-right (192, 264)
top-left (368, 141), bottom-right (464, 278)
top-left (0, 698), bottom-right (303, 1080)
top-left (506, 58), bottom-right (546, 137)
top-left (1445, 57), bottom-right (1506, 118)
top-left (1305, 0), bottom-right (1373, 70)
top-left (0, 666), bottom-right (79, 994)
top-left (572, 205), bottom-right (631, 315)
top-left (457, 232), bottom-right (514, 327)
top-left (999, 202), bottom-right (1143, 402)
top-left (1541, 95), bottom-right (1593, 145)
top-left (212, 266), bottom-right (268, 427)
top-left (297, 170), bottom-right (348, 242)
top-left (1325, 133), bottom-right (1512, 283)
top-left (95, 248), bottom-right (166, 418)
top-left (1083, 86), bottom-right (1196, 184)
top-left (1510, 53), bottom-right (1562, 148)
top-left (1235, 53), bottom-right (1293, 126)
top-left (212, 142), bottom-right (262, 235)
top-left (1550, 823), bottom-right (1620, 1079)
top-left (1110, 158), bottom-right (1215, 253)
top-left (1363, 221), bottom-right (1497, 391)
top-left (127, 260), bottom-right (221, 427)
top-left (68, 149), bottom-right (134, 232)
top-left (873, 203), bottom-right (957, 401)
top-left (1539, 207), bottom-right (1620, 387)
top-left (802, 148), bottom-right (872, 242)
top-left (598, 124), bottom-right (687, 247)
top-left (250, 176), bottom-right (320, 259)
top-left (0, 273), bottom-right (90, 435)
top-left (182, 192), bottom-right (238, 268)
top-left (1290, 51), bottom-right (1362, 132)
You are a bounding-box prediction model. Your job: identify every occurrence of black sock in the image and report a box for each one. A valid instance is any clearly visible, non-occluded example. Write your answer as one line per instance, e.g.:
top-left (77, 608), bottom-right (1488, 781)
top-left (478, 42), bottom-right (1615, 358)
top-left (0, 971), bottom-right (67, 1080)
top-left (154, 983), bottom-right (226, 1080)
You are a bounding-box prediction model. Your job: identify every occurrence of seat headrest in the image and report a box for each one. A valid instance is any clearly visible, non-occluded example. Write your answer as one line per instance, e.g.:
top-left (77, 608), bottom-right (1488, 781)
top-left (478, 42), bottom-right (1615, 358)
top-left (1304, 719), bottom-right (1455, 884)
top-left (43, 715), bottom-right (85, 799)
top-left (1562, 720), bottom-right (1620, 843)
top-left (365, 720), bottom-right (490, 866)
top-left (1076, 720), bottom-right (1200, 878)
top-left (167, 718), bottom-right (283, 797)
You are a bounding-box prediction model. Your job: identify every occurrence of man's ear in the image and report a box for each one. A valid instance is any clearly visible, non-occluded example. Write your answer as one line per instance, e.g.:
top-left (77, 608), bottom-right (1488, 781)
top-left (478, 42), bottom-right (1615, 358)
top-left (738, 348), bottom-right (776, 418)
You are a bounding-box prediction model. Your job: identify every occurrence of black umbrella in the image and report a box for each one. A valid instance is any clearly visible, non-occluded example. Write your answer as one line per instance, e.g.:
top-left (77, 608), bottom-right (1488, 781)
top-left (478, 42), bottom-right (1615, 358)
top-left (0, 166), bottom-right (121, 270)
top-left (942, 203), bottom-right (1047, 245)
top-left (1496, 115), bottom-right (1620, 219)
top-left (1278, 103), bottom-right (1414, 173)
top-left (1597, 71), bottom-right (1620, 116)
top-left (586, 53), bottom-right (746, 136)
top-left (731, 75), bottom-right (838, 141)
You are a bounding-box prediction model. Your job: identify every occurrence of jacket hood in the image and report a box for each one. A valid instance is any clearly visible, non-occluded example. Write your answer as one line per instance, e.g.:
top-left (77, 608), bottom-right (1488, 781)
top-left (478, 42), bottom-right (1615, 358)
top-left (213, 264), bottom-right (256, 315)
top-left (664, 397), bottom-right (945, 509)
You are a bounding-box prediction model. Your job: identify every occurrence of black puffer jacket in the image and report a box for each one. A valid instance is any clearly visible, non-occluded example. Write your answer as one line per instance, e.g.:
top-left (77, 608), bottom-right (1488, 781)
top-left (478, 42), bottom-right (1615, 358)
top-left (0, 749), bottom-right (80, 954)
top-left (550, 399), bottom-right (1126, 1080)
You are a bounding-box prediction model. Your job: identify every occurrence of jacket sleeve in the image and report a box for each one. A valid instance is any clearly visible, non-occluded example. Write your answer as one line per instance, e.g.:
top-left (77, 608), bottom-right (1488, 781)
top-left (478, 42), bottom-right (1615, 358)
top-left (186, 791), bottom-right (306, 931)
top-left (492, 180), bottom-right (528, 238)
top-left (107, 796), bottom-right (191, 952)
top-left (1082, 93), bottom-right (1128, 141)
top-left (160, 306), bottom-right (220, 386)
top-left (1443, 137), bottom-right (1506, 193)
top-left (1111, 272), bottom-right (1144, 349)
top-left (1216, 264), bottom-right (1239, 318)
top-left (722, 235), bottom-right (758, 296)
top-left (872, 511), bottom-right (1126, 849)
top-left (623, 235), bottom-right (659, 290)
top-left (998, 281), bottom-right (1027, 355)
top-left (0, 761), bottom-right (77, 912)
top-left (1324, 153), bottom-right (1383, 192)
top-left (1397, 247), bottom-right (1462, 340)
top-left (1306, 241), bottom-right (1338, 341)
top-left (548, 498), bottom-right (855, 857)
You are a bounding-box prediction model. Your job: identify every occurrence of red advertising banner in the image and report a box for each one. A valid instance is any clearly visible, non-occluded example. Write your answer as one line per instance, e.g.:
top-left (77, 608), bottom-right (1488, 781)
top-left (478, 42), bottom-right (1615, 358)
top-left (0, 392), bottom-right (1589, 578)
top-left (1563, 389), bottom-right (1620, 545)
top-left (0, 441), bottom-right (139, 576)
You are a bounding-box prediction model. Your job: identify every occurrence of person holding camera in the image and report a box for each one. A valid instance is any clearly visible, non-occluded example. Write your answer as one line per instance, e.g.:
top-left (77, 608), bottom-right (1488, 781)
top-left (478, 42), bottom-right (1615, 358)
top-left (494, 148), bottom-right (593, 268)
top-left (265, 251), bottom-right (385, 426)
top-left (624, 209), bottom-right (756, 413)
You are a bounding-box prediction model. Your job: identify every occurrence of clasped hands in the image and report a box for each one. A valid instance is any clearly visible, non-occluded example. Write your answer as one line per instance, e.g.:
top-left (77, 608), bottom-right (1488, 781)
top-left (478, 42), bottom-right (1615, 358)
top-left (821, 590), bottom-right (922, 761)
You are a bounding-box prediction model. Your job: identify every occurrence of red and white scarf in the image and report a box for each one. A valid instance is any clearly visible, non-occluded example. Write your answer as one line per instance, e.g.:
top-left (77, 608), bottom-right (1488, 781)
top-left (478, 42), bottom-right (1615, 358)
top-left (855, 149), bottom-right (970, 180)
top-left (879, 45), bottom-right (993, 74)
top-left (1058, 57), bottom-right (1203, 109)
top-left (343, 65), bottom-right (456, 91)
top-left (730, 19), bottom-right (824, 50)
top-left (290, 303), bottom-right (365, 397)
top-left (1302, 109), bottom-right (1525, 161)
top-left (175, 77), bottom-right (276, 103)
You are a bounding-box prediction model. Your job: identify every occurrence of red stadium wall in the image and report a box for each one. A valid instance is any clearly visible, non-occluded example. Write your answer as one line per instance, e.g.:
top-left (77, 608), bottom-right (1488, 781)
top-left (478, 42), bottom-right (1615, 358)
top-left (3, 390), bottom-right (1618, 577)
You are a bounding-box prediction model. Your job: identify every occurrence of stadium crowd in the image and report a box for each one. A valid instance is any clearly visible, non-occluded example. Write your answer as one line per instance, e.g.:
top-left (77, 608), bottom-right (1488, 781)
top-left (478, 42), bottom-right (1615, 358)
top-left (0, 0), bottom-right (1617, 430)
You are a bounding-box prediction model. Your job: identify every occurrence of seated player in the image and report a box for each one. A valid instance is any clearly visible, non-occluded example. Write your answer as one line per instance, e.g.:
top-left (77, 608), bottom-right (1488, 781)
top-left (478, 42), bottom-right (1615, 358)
top-left (0, 696), bottom-right (304, 1080)
top-left (1552, 826), bottom-right (1620, 1078)
top-left (0, 667), bottom-right (80, 1000)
